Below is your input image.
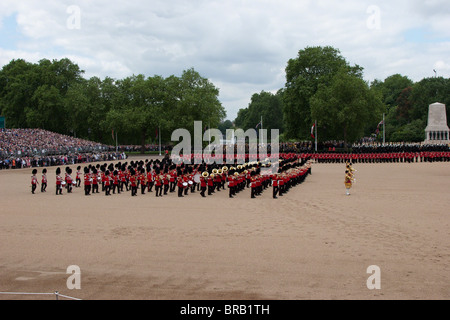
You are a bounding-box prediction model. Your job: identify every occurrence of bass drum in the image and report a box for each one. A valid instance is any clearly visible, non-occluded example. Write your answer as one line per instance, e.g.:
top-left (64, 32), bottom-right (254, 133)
top-left (193, 174), bottom-right (201, 184)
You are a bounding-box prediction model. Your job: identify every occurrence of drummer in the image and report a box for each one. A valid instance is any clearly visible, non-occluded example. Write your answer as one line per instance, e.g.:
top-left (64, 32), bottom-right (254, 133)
top-left (66, 168), bottom-right (73, 194)
top-left (163, 169), bottom-right (170, 195)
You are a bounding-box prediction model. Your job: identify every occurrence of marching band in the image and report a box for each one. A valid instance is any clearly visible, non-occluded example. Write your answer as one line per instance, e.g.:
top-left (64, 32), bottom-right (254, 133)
top-left (29, 153), bottom-right (314, 199)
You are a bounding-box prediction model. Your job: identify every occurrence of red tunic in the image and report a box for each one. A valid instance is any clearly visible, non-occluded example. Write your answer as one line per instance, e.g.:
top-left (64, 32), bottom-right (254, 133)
top-left (84, 174), bottom-right (91, 186)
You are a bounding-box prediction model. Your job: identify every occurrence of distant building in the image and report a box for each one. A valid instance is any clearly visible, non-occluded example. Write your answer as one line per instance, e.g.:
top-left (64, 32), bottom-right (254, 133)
top-left (425, 102), bottom-right (449, 143)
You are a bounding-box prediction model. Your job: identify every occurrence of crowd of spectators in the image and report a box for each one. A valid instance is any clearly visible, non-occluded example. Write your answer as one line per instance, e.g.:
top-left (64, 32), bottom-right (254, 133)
top-left (0, 128), bottom-right (108, 158)
top-left (0, 128), bottom-right (126, 170)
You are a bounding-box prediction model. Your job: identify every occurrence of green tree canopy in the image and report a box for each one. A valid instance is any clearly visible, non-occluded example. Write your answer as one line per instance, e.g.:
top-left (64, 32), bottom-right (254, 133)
top-left (310, 70), bottom-right (384, 143)
top-left (234, 90), bottom-right (284, 136)
top-left (283, 46), bottom-right (363, 140)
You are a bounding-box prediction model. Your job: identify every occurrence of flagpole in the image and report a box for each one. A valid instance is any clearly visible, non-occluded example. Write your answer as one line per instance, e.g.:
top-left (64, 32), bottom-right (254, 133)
top-left (261, 116), bottom-right (263, 146)
top-left (116, 131), bottom-right (118, 153)
top-left (315, 120), bottom-right (318, 152)
top-left (159, 126), bottom-right (161, 156)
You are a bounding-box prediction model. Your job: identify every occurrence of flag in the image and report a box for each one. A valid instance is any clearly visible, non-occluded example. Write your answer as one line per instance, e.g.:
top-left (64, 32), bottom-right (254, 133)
top-left (112, 129), bottom-right (115, 141)
top-left (155, 128), bottom-right (159, 139)
top-left (311, 123), bottom-right (316, 139)
top-left (376, 120), bottom-right (384, 135)
top-left (255, 121), bottom-right (261, 129)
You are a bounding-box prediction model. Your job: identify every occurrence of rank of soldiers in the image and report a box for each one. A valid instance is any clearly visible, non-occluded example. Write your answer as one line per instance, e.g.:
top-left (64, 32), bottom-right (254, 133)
top-left (38, 153), bottom-right (313, 199)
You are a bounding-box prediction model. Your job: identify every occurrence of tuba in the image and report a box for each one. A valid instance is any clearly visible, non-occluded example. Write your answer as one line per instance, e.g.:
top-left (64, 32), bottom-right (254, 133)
top-left (202, 171), bottom-right (209, 178)
top-left (222, 166), bottom-right (229, 172)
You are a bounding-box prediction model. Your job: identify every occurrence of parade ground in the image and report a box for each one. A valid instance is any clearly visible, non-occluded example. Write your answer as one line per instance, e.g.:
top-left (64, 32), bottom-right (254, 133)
top-left (0, 158), bottom-right (449, 300)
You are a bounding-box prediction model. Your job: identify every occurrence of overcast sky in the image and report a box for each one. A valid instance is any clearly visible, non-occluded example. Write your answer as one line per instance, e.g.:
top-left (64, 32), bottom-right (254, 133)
top-left (1, 0), bottom-right (449, 121)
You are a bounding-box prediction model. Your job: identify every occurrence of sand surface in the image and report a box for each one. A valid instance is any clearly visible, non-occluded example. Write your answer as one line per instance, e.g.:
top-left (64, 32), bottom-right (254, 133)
top-left (0, 158), bottom-right (449, 300)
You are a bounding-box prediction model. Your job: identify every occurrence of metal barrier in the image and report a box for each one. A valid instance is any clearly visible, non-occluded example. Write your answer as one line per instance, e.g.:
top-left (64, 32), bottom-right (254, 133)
top-left (0, 291), bottom-right (81, 300)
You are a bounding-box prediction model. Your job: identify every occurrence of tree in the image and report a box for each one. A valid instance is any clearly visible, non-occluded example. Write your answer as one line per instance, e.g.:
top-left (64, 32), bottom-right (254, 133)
top-left (171, 68), bottom-right (226, 134)
top-left (310, 70), bottom-right (384, 143)
top-left (218, 120), bottom-right (234, 135)
top-left (283, 46), bottom-right (363, 140)
top-left (233, 90), bottom-right (284, 137)
top-left (409, 77), bottom-right (450, 123)
top-left (0, 58), bottom-right (84, 132)
top-left (370, 74), bottom-right (413, 111)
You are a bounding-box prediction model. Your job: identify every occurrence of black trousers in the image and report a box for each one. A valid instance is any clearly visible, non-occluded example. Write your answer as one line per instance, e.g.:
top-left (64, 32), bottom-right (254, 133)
top-left (273, 186), bottom-right (278, 198)
top-left (41, 183), bottom-right (47, 193)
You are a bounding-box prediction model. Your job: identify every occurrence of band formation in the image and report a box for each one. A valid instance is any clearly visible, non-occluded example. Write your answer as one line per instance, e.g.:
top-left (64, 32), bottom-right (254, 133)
top-left (30, 153), bottom-right (313, 199)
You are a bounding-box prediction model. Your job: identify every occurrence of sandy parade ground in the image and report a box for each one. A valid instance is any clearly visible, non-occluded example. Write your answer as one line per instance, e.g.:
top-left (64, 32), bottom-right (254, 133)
top-left (0, 156), bottom-right (449, 300)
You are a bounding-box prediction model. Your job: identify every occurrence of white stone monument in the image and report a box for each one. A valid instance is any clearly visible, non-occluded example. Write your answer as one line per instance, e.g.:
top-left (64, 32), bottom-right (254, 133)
top-left (425, 102), bottom-right (449, 143)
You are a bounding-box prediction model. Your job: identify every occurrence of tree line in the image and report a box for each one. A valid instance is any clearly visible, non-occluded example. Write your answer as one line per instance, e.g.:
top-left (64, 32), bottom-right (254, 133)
top-left (0, 58), bottom-right (226, 152)
top-left (234, 46), bottom-right (450, 143)
top-left (1, 47), bottom-right (449, 148)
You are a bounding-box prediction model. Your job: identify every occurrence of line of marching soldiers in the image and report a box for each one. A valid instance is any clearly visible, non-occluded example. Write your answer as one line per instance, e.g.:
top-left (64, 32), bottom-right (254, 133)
top-left (307, 151), bottom-right (450, 164)
top-left (33, 155), bottom-right (312, 199)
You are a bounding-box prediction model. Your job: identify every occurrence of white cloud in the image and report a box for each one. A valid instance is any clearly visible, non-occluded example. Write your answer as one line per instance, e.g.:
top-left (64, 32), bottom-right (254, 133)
top-left (0, 0), bottom-right (450, 120)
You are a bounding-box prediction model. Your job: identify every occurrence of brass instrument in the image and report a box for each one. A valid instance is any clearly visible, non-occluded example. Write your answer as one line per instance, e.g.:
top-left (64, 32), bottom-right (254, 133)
top-left (222, 166), bottom-right (229, 172)
top-left (202, 171), bottom-right (209, 178)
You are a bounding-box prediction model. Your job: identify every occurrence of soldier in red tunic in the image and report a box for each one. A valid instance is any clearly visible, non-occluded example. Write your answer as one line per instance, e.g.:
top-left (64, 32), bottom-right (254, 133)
top-left (104, 170), bottom-right (112, 196)
top-left (177, 170), bottom-right (185, 198)
top-left (207, 173), bottom-right (214, 196)
top-left (139, 169), bottom-right (146, 195)
top-left (228, 170), bottom-right (235, 198)
top-left (200, 172), bottom-right (208, 198)
top-left (250, 171), bottom-right (257, 199)
top-left (41, 168), bottom-right (47, 193)
top-left (272, 173), bottom-right (279, 199)
top-left (112, 170), bottom-right (120, 194)
top-left (130, 169), bottom-right (137, 196)
top-left (31, 169), bottom-right (39, 194)
top-left (76, 166), bottom-right (82, 188)
top-left (56, 167), bottom-right (63, 195)
top-left (84, 167), bottom-right (91, 196)
top-left (163, 170), bottom-right (170, 195)
top-left (91, 168), bottom-right (99, 194)
top-left (66, 168), bottom-right (73, 194)
top-left (155, 172), bottom-right (162, 197)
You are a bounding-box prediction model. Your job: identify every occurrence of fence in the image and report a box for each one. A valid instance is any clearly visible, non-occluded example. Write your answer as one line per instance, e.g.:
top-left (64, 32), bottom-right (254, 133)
top-left (0, 291), bottom-right (81, 300)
